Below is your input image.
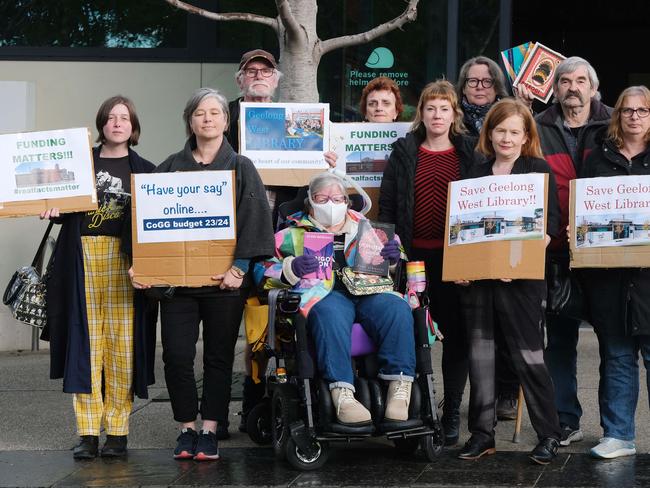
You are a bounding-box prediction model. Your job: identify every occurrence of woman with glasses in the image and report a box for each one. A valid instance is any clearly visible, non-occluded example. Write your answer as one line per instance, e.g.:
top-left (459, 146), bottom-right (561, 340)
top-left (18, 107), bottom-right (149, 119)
top-left (577, 85), bottom-right (650, 459)
top-left (457, 56), bottom-right (521, 423)
top-left (256, 172), bottom-right (416, 425)
top-left (378, 80), bottom-right (479, 446)
top-left (456, 56), bottom-right (509, 137)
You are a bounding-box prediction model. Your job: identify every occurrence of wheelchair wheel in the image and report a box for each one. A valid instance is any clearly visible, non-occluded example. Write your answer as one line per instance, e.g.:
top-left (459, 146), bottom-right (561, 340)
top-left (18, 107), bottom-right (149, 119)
top-left (420, 433), bottom-right (443, 462)
top-left (393, 437), bottom-right (419, 455)
top-left (247, 401), bottom-right (272, 445)
top-left (271, 384), bottom-right (299, 460)
top-left (285, 437), bottom-right (330, 471)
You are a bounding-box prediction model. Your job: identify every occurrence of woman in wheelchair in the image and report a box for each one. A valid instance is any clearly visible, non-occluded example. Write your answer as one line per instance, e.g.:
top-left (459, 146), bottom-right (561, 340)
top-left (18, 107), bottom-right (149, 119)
top-left (255, 172), bottom-right (416, 426)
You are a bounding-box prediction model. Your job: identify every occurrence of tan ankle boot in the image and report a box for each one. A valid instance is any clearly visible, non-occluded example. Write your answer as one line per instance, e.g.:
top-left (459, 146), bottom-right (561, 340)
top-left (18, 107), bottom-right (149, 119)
top-left (330, 387), bottom-right (372, 425)
top-left (384, 379), bottom-right (412, 421)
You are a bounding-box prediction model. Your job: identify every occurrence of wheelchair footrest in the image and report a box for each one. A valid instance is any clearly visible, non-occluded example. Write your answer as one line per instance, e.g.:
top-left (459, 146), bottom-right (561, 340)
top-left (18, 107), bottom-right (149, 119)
top-left (321, 422), bottom-right (375, 436)
top-left (379, 418), bottom-right (423, 434)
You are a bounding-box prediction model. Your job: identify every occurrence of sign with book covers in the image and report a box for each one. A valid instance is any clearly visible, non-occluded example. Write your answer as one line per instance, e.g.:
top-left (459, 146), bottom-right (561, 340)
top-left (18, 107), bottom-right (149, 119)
top-left (506, 42), bottom-right (566, 104)
top-left (239, 102), bottom-right (330, 186)
top-left (443, 173), bottom-right (549, 281)
top-left (130, 170), bottom-right (237, 287)
top-left (570, 176), bottom-right (650, 268)
top-left (0, 127), bottom-right (98, 217)
top-left (330, 122), bottom-right (410, 188)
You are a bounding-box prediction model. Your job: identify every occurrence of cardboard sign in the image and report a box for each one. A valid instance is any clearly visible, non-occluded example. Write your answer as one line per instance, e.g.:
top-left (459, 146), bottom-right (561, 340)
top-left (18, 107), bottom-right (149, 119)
top-left (0, 127), bottom-right (97, 217)
top-left (330, 122), bottom-right (410, 188)
top-left (570, 177), bottom-right (650, 268)
top-left (131, 171), bottom-right (237, 287)
top-left (513, 43), bottom-right (566, 104)
top-left (239, 102), bottom-right (330, 186)
top-left (442, 174), bottom-right (549, 281)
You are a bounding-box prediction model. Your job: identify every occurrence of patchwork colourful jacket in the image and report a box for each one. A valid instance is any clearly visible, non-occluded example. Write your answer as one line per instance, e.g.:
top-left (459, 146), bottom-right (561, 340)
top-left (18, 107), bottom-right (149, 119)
top-left (254, 209), bottom-right (365, 316)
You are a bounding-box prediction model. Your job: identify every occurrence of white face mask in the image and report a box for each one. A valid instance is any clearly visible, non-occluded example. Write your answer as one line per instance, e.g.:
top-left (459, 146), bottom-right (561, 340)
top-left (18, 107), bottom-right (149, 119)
top-left (310, 199), bottom-right (348, 227)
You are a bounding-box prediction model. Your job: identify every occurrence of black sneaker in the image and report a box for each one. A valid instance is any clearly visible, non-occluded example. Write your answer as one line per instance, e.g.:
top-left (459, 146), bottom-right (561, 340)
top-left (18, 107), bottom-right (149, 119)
top-left (559, 424), bottom-right (584, 446)
top-left (173, 428), bottom-right (198, 459)
top-left (73, 435), bottom-right (98, 460)
top-left (496, 396), bottom-right (518, 421)
top-left (194, 430), bottom-right (220, 461)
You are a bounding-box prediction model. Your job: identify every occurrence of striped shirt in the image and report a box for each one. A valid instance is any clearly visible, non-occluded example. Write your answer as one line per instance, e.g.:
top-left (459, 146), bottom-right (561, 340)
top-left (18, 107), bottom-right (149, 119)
top-left (413, 145), bottom-right (459, 248)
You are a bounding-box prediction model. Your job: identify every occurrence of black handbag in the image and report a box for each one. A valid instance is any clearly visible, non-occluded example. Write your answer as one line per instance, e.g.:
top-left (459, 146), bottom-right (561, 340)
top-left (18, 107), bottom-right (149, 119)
top-left (546, 260), bottom-right (586, 321)
top-left (2, 221), bottom-right (55, 328)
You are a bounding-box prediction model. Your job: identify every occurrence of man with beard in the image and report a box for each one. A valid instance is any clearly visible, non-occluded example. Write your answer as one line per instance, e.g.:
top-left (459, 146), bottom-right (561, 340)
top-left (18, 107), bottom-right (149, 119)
top-left (226, 49), bottom-right (281, 152)
top-left (520, 56), bottom-right (612, 448)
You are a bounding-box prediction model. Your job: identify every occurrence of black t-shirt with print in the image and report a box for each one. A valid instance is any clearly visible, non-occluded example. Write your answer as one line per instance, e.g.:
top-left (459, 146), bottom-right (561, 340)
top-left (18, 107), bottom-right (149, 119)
top-left (81, 155), bottom-right (132, 236)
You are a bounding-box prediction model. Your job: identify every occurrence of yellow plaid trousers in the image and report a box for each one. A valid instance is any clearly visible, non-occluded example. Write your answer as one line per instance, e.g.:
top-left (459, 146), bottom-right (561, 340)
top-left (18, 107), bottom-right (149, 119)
top-left (73, 236), bottom-right (134, 436)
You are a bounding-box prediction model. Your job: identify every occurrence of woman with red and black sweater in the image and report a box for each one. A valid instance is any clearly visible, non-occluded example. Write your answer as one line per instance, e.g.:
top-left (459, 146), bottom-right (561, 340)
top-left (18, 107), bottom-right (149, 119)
top-left (378, 80), bottom-right (479, 446)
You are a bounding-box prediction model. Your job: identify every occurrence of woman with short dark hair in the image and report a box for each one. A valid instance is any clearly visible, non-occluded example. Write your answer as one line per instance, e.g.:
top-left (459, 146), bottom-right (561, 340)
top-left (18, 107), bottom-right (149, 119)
top-left (42, 95), bottom-right (157, 460)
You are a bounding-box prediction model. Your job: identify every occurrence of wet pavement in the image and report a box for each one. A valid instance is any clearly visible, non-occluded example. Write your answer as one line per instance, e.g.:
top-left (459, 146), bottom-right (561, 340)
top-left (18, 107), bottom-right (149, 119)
top-left (1, 328), bottom-right (649, 487)
top-left (2, 448), bottom-right (650, 487)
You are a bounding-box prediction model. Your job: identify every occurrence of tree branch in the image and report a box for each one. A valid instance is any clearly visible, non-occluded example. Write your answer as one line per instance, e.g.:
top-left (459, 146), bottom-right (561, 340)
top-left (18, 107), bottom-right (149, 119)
top-left (275, 0), bottom-right (302, 38)
top-left (163, 0), bottom-right (278, 31)
top-left (319, 0), bottom-right (419, 55)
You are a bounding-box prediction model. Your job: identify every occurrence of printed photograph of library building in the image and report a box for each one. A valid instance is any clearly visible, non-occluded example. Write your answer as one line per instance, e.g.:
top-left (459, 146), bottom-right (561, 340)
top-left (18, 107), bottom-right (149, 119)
top-left (15, 163), bottom-right (76, 188)
top-left (575, 217), bottom-right (650, 248)
top-left (449, 208), bottom-right (544, 245)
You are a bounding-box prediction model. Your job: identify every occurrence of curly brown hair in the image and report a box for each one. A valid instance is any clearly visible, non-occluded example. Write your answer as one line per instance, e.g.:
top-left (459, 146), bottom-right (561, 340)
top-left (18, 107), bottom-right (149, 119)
top-left (359, 76), bottom-right (404, 121)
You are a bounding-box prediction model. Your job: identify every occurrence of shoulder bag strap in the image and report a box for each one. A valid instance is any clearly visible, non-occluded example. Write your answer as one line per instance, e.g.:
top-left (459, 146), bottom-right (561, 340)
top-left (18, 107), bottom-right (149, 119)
top-left (32, 221), bottom-right (55, 273)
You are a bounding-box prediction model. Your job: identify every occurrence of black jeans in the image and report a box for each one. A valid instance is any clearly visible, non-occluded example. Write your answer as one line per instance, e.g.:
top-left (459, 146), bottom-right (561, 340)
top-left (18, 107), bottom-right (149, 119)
top-left (411, 248), bottom-right (468, 405)
top-left (160, 289), bottom-right (247, 423)
top-left (460, 280), bottom-right (561, 442)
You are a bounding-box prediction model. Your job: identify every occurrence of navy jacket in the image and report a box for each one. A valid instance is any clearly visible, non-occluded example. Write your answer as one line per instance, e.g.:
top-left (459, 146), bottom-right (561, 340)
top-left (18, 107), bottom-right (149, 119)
top-left (42, 146), bottom-right (158, 398)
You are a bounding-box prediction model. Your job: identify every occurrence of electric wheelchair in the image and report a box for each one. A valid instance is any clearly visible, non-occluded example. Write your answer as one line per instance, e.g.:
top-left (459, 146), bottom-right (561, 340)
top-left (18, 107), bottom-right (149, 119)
top-left (244, 188), bottom-right (444, 470)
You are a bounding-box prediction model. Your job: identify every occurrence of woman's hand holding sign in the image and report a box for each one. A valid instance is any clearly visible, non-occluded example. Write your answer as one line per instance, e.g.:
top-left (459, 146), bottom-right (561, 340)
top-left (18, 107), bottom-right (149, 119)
top-left (212, 266), bottom-right (244, 290)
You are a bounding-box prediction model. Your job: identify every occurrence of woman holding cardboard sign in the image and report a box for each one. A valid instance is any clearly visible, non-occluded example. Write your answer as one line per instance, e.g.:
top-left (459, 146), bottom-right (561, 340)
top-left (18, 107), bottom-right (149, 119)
top-left (378, 80), bottom-right (478, 446)
top-left (41, 96), bottom-right (157, 459)
top-left (577, 85), bottom-right (650, 460)
top-left (134, 87), bottom-right (274, 461)
top-left (456, 98), bottom-right (562, 465)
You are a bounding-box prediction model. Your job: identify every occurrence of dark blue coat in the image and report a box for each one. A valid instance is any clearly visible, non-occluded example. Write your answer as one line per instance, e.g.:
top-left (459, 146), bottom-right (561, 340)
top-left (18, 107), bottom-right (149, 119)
top-left (42, 146), bottom-right (158, 398)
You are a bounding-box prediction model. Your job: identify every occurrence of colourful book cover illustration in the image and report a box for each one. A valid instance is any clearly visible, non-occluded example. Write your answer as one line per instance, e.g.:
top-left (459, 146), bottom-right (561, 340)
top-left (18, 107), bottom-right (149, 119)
top-left (302, 232), bottom-right (334, 280)
top-left (354, 220), bottom-right (395, 276)
top-left (500, 42), bottom-right (533, 84)
top-left (513, 43), bottom-right (566, 104)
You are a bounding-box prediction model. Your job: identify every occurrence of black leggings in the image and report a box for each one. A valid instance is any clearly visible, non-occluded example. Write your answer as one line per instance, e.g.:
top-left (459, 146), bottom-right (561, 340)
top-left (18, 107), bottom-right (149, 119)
top-left (160, 289), bottom-right (247, 423)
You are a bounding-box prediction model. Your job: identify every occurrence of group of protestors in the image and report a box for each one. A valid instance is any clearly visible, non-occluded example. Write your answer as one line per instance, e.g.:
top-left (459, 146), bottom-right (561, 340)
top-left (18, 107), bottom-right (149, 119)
top-left (38, 47), bottom-right (650, 466)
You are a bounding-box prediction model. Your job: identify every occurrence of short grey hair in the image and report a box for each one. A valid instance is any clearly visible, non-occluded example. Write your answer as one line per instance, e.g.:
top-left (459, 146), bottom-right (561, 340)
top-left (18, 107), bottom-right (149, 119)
top-left (553, 56), bottom-right (601, 101)
top-left (306, 172), bottom-right (348, 208)
top-left (182, 87), bottom-right (230, 137)
top-left (456, 56), bottom-right (509, 102)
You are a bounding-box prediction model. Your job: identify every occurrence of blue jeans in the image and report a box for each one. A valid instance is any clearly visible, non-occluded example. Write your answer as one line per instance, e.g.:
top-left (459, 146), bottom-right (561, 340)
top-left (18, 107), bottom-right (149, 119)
top-left (599, 335), bottom-right (650, 441)
top-left (308, 290), bottom-right (415, 390)
top-left (544, 314), bottom-right (583, 429)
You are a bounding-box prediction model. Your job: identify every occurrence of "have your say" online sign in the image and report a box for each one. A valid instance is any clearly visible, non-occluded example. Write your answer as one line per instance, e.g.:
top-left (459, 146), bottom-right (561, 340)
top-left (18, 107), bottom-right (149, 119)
top-left (133, 171), bottom-right (236, 244)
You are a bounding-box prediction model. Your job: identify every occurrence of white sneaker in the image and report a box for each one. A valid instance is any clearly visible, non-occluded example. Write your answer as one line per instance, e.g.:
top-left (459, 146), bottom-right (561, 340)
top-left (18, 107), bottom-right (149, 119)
top-left (590, 437), bottom-right (636, 459)
top-left (330, 387), bottom-right (371, 425)
top-left (384, 379), bottom-right (412, 421)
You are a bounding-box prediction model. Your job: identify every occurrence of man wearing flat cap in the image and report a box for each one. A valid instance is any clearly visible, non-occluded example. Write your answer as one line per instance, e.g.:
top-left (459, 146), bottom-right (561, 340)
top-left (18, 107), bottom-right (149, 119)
top-left (226, 49), bottom-right (281, 152)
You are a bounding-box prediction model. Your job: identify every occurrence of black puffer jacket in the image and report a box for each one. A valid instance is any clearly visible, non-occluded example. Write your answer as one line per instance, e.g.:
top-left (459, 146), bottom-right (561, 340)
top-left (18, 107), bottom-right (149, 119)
top-left (378, 130), bottom-right (478, 254)
top-left (577, 136), bottom-right (650, 336)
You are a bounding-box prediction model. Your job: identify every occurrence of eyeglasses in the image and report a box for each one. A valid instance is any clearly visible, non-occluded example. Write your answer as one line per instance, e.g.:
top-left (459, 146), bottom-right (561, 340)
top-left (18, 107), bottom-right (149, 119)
top-left (465, 78), bottom-right (494, 88)
top-left (244, 67), bottom-right (275, 78)
top-left (620, 107), bottom-right (650, 118)
top-left (312, 195), bottom-right (348, 204)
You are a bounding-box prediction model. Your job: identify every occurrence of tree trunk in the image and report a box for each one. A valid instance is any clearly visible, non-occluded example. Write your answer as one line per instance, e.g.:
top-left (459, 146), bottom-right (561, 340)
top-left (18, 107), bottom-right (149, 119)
top-left (276, 0), bottom-right (320, 102)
